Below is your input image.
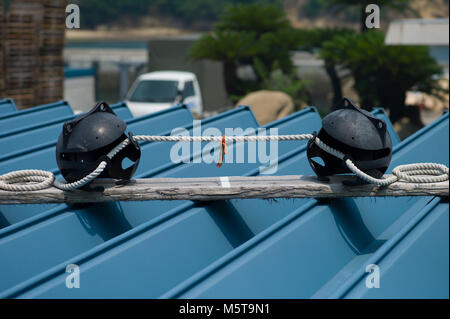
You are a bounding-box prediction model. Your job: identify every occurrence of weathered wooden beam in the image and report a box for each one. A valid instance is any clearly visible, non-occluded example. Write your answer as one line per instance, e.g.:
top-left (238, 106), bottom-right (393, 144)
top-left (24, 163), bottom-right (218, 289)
top-left (0, 175), bottom-right (448, 205)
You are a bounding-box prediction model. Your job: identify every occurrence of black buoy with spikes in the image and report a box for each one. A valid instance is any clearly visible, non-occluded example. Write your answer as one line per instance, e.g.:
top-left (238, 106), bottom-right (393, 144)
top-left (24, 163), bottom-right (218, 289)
top-left (56, 102), bottom-right (141, 185)
top-left (307, 98), bottom-right (392, 179)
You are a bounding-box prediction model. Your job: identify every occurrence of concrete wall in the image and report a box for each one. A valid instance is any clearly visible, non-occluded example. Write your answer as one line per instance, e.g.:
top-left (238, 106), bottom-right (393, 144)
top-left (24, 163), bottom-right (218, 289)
top-left (147, 35), bottom-right (230, 112)
top-left (64, 68), bottom-right (96, 113)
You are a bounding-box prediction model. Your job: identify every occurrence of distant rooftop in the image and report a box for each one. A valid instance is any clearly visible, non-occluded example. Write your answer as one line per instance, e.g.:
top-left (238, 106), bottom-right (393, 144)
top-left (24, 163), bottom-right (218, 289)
top-left (385, 18), bottom-right (449, 46)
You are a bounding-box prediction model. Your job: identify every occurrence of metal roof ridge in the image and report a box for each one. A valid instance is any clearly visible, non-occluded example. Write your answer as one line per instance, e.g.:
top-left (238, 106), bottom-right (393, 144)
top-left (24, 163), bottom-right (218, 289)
top-left (331, 196), bottom-right (443, 298)
top-left (0, 100), bottom-right (70, 120)
top-left (237, 143), bottom-right (310, 178)
top-left (0, 102), bottom-right (127, 139)
top-left (199, 105), bottom-right (258, 127)
top-left (159, 115), bottom-right (449, 298)
top-left (0, 112), bottom-right (312, 264)
top-left (0, 204), bottom-right (66, 239)
top-left (0, 107), bottom-right (313, 297)
top-left (0, 107), bottom-right (252, 251)
top-left (132, 107), bottom-right (315, 177)
top-left (396, 112), bottom-right (448, 151)
top-left (0, 105), bottom-right (131, 161)
top-left (235, 105), bottom-right (260, 126)
top-left (0, 98), bottom-right (15, 106)
top-left (164, 196), bottom-right (444, 299)
top-left (0, 201), bottom-right (194, 299)
top-left (0, 104), bottom-right (197, 233)
top-left (0, 140), bottom-right (59, 163)
top-left (263, 106), bottom-right (318, 128)
top-left (132, 109), bottom-right (278, 178)
top-left (125, 103), bottom-right (192, 124)
top-left (160, 200), bottom-right (318, 299)
top-left (0, 114), bottom-right (75, 139)
top-left (3, 107), bottom-right (441, 298)
top-left (0, 106), bottom-right (135, 164)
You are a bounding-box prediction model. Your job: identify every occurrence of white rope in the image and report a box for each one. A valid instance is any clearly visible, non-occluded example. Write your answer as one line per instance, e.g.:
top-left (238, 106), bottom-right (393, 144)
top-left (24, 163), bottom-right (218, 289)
top-left (312, 136), bottom-right (449, 186)
top-left (53, 161), bottom-right (108, 191)
top-left (346, 162), bottom-right (449, 186)
top-left (133, 134), bottom-right (314, 143)
top-left (0, 170), bottom-right (54, 192)
top-left (0, 134), bottom-right (448, 192)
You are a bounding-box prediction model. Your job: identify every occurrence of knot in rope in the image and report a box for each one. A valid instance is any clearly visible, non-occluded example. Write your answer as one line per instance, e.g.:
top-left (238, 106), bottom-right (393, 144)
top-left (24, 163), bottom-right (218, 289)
top-left (217, 135), bottom-right (227, 168)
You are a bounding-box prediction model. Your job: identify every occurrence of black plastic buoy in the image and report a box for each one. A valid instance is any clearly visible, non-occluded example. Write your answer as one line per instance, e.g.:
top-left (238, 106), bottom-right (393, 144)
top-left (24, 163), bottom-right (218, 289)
top-left (307, 98), bottom-right (392, 179)
top-left (56, 102), bottom-right (141, 184)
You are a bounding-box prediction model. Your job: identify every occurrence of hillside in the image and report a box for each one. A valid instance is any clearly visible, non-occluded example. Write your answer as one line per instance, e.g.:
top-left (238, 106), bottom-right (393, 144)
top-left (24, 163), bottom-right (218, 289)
top-left (286, 0), bottom-right (450, 30)
top-left (67, 0), bottom-right (449, 41)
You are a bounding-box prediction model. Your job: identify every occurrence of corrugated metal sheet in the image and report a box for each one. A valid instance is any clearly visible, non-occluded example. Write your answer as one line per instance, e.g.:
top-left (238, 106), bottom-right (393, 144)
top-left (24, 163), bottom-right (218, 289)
top-left (165, 113), bottom-right (449, 299)
top-left (0, 99), bottom-right (17, 117)
top-left (371, 108), bottom-right (401, 145)
top-left (0, 103), bottom-right (194, 226)
top-left (0, 101), bottom-right (447, 299)
top-left (0, 101), bottom-right (73, 135)
top-left (0, 102), bottom-right (132, 163)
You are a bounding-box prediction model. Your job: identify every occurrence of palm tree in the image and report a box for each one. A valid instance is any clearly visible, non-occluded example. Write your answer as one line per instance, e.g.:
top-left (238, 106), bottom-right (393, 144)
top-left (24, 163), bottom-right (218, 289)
top-left (189, 3), bottom-right (299, 97)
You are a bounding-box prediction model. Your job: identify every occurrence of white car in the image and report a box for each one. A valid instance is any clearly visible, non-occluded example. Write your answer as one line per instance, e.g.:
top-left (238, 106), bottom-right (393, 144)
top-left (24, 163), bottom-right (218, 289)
top-left (125, 71), bottom-right (203, 117)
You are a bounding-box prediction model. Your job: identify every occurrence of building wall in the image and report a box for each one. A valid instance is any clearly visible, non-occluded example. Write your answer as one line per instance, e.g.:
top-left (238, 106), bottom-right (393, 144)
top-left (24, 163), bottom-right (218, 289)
top-left (147, 36), bottom-right (231, 112)
top-left (64, 68), bottom-right (95, 113)
top-left (0, 0), bottom-right (66, 109)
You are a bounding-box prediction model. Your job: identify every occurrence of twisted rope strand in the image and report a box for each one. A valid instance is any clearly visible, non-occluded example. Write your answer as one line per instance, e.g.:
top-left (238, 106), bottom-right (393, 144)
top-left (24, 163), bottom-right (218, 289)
top-left (0, 170), bottom-right (55, 192)
top-left (0, 134), bottom-right (448, 192)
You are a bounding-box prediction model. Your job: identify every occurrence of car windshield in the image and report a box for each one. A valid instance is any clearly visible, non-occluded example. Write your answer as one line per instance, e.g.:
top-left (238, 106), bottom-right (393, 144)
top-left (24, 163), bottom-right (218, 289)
top-left (129, 80), bottom-right (179, 103)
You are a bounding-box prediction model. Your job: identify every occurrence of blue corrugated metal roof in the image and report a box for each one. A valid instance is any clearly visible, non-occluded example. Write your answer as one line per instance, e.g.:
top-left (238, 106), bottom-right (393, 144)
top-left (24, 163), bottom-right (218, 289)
top-left (0, 102), bottom-right (132, 163)
top-left (0, 99), bottom-right (17, 117)
top-left (0, 103), bottom-right (447, 299)
top-left (0, 104), bottom-right (194, 225)
top-left (371, 108), bottom-right (401, 145)
top-left (163, 113), bottom-right (449, 299)
top-left (0, 105), bottom-right (310, 297)
top-left (0, 101), bottom-right (73, 135)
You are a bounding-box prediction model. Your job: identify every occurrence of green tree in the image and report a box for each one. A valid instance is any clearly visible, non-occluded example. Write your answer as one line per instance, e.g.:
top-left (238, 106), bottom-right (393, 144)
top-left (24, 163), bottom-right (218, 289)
top-left (190, 3), bottom-right (301, 97)
top-left (252, 58), bottom-right (310, 109)
top-left (151, 0), bottom-right (278, 28)
top-left (296, 27), bottom-right (355, 105)
top-left (74, 0), bottom-right (279, 30)
top-left (74, 0), bottom-right (150, 29)
top-left (320, 30), bottom-right (444, 123)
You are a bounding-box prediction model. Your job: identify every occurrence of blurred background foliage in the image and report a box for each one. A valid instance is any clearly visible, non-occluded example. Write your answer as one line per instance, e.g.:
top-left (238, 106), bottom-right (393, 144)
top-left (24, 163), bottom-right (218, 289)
top-left (73, 0), bottom-right (443, 31)
top-left (189, 2), bottom-right (445, 123)
top-left (189, 3), bottom-right (307, 103)
top-left (319, 0), bottom-right (414, 31)
top-left (71, 0), bottom-right (448, 125)
top-left (73, 0), bottom-right (281, 29)
top-left (73, 0), bottom-right (151, 29)
top-left (320, 30), bottom-right (444, 123)
top-left (295, 27), bottom-right (355, 105)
